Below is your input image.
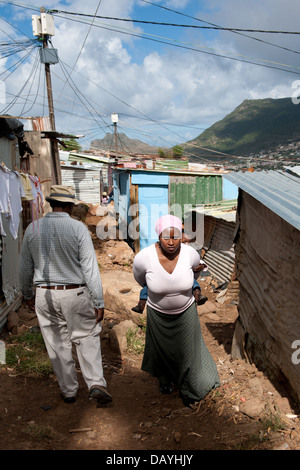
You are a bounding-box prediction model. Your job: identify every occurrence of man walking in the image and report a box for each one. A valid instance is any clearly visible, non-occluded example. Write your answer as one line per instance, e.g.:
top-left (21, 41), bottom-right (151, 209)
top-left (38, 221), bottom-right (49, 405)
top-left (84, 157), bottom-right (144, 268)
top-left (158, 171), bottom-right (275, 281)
top-left (19, 185), bottom-right (112, 405)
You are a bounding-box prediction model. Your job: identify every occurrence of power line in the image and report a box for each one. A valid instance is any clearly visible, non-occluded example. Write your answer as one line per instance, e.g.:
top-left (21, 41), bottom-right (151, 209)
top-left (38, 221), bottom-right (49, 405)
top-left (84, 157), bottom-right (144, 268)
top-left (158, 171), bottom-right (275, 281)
top-left (20, 48), bottom-right (41, 115)
top-left (38, 41), bottom-right (300, 158)
top-left (2, 0), bottom-right (300, 59)
top-left (0, 43), bottom-right (36, 79)
top-left (3, 0), bottom-right (300, 60)
top-left (2, 2), bottom-right (300, 75)
top-left (119, 112), bottom-right (206, 130)
top-left (0, 45), bottom-right (39, 114)
top-left (3, 1), bottom-right (300, 36)
top-left (50, 12), bottom-right (300, 75)
top-left (139, 0), bottom-right (300, 56)
top-left (1, 0), bottom-right (296, 161)
top-left (56, 55), bottom-right (114, 136)
top-left (48, 9), bottom-right (300, 35)
top-left (57, 0), bottom-right (103, 103)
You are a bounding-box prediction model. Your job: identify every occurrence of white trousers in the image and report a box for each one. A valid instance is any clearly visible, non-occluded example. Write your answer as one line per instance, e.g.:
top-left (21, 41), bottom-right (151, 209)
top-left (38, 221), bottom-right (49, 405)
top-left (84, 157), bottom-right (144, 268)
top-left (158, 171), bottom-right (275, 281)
top-left (35, 286), bottom-right (106, 398)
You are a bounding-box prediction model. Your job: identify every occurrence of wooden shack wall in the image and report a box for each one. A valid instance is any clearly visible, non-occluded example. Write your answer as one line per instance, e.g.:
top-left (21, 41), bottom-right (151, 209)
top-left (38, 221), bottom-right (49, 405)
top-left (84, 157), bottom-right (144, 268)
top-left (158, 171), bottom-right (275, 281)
top-left (23, 131), bottom-right (53, 216)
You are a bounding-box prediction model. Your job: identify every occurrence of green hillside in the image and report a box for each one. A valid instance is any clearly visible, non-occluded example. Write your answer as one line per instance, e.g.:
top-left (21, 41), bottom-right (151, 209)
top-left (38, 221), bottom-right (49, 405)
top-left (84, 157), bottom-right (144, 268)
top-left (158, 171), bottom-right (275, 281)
top-left (184, 98), bottom-right (300, 157)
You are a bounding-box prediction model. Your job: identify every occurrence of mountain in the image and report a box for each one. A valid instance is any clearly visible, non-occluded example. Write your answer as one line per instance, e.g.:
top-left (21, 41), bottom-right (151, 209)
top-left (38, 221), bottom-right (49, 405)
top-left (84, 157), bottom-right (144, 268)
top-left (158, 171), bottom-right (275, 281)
top-left (183, 98), bottom-right (300, 158)
top-left (91, 132), bottom-right (165, 155)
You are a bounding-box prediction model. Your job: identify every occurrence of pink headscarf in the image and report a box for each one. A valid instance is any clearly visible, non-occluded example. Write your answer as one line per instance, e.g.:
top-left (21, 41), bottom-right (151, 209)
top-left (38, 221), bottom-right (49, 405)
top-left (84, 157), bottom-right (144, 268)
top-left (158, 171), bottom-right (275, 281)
top-left (155, 214), bottom-right (182, 237)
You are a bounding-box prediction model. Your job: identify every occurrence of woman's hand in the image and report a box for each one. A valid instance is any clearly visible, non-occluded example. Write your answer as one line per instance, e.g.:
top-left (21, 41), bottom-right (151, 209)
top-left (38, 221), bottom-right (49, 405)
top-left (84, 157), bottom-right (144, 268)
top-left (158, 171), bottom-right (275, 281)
top-left (193, 262), bottom-right (206, 273)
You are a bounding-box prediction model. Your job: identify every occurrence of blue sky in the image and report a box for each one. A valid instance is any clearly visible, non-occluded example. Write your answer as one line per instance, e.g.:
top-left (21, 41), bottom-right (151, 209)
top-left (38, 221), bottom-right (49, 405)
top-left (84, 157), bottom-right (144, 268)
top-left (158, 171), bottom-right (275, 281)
top-left (0, 0), bottom-right (300, 155)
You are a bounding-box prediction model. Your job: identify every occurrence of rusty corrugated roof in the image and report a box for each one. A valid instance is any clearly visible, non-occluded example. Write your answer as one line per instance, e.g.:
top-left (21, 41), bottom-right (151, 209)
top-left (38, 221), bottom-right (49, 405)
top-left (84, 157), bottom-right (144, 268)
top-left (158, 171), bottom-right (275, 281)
top-left (224, 170), bottom-right (300, 230)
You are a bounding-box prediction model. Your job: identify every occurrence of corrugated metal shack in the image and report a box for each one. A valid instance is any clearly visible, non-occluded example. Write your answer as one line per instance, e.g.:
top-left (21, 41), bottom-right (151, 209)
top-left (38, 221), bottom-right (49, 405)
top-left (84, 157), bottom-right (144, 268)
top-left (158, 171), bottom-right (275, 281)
top-left (112, 164), bottom-right (232, 268)
top-left (0, 117), bottom-right (75, 332)
top-left (61, 164), bottom-right (101, 205)
top-left (188, 200), bottom-right (237, 284)
top-left (224, 170), bottom-right (300, 402)
top-left (0, 118), bottom-right (25, 332)
top-left (22, 129), bottom-right (54, 219)
top-left (61, 151), bottom-right (112, 204)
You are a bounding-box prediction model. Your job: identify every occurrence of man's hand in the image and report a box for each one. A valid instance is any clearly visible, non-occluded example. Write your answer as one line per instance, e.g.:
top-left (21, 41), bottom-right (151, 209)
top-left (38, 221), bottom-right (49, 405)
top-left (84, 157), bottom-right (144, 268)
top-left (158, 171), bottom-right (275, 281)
top-left (26, 297), bottom-right (35, 311)
top-left (95, 307), bottom-right (104, 324)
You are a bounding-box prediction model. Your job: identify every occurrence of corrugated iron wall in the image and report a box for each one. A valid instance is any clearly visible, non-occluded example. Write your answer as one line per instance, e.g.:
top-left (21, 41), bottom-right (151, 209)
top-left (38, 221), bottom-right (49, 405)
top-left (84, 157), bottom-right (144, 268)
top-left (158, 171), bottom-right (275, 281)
top-left (169, 175), bottom-right (223, 216)
top-left (202, 216), bottom-right (236, 283)
top-left (61, 167), bottom-right (101, 205)
top-left (0, 137), bottom-right (22, 332)
top-left (234, 192), bottom-right (300, 401)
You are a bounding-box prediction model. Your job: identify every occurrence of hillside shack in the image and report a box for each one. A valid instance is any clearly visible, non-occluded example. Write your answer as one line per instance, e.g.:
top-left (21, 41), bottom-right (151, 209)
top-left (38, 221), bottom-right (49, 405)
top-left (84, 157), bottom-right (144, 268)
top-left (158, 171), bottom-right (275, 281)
top-left (225, 170), bottom-right (300, 403)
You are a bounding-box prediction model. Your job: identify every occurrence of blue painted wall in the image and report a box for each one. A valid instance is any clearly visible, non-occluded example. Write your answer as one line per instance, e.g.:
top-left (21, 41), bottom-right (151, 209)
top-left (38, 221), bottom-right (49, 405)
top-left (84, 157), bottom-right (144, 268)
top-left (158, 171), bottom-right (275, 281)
top-left (131, 171), bottom-right (169, 250)
top-left (223, 178), bottom-right (238, 200)
top-left (113, 171), bottom-right (131, 238)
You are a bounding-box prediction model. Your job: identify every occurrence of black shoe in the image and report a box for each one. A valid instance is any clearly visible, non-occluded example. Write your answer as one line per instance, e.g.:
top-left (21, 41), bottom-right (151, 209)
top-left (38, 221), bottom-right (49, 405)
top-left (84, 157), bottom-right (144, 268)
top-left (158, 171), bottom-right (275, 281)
top-left (131, 300), bottom-right (146, 314)
top-left (159, 384), bottom-right (173, 394)
top-left (193, 288), bottom-right (207, 305)
top-left (131, 305), bottom-right (144, 313)
top-left (63, 396), bottom-right (76, 404)
top-left (181, 395), bottom-right (195, 407)
top-left (197, 295), bottom-right (208, 305)
top-left (89, 386), bottom-right (113, 404)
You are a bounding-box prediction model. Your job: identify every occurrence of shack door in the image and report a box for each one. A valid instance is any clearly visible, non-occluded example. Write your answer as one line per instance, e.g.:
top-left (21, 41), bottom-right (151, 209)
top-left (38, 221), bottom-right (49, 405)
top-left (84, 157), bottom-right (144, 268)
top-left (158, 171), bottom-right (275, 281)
top-left (131, 172), bottom-right (169, 250)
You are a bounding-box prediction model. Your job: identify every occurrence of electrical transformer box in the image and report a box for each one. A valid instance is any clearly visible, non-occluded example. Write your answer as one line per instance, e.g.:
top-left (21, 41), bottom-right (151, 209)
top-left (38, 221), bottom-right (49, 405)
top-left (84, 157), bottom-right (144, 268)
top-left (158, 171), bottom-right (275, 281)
top-left (41, 13), bottom-right (55, 36)
top-left (32, 15), bottom-right (42, 36)
top-left (39, 48), bottom-right (59, 64)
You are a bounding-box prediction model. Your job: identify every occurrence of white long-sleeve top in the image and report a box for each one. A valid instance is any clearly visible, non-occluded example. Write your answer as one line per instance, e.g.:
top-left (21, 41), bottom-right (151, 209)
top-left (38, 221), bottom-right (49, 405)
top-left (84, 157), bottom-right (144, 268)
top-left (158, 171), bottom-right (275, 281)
top-left (133, 243), bottom-right (200, 315)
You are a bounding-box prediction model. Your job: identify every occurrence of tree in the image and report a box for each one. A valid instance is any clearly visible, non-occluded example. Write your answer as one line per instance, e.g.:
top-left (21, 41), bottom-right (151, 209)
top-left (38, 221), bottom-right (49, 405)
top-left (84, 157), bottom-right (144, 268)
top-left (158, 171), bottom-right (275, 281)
top-left (172, 145), bottom-right (184, 158)
top-left (158, 147), bottom-right (165, 157)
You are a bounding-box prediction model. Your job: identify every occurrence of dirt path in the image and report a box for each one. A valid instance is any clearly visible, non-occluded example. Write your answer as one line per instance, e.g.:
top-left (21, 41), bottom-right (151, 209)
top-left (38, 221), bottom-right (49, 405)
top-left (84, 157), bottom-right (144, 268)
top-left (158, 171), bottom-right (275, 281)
top-left (1, 224), bottom-right (300, 452)
top-left (1, 276), bottom-right (300, 452)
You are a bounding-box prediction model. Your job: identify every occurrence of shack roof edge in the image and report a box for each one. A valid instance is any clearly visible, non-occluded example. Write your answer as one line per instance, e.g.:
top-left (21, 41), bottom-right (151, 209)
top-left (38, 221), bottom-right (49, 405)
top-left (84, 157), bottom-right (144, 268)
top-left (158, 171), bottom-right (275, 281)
top-left (224, 170), bottom-right (300, 230)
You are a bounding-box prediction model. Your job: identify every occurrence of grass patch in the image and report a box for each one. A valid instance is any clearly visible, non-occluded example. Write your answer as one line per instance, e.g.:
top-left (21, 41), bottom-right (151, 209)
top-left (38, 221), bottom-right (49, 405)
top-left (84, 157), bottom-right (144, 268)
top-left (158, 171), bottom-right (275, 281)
top-left (234, 408), bottom-right (287, 450)
top-left (1, 330), bottom-right (52, 376)
top-left (22, 422), bottom-right (55, 440)
top-left (126, 321), bottom-right (146, 355)
top-left (260, 407), bottom-right (287, 433)
top-left (235, 433), bottom-right (269, 450)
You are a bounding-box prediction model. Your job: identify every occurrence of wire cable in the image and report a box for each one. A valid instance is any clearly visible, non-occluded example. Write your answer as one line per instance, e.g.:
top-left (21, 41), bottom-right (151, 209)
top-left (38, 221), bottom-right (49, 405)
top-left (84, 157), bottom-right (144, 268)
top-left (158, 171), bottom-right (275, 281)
top-left (139, 0), bottom-right (300, 56)
top-left (57, 0), bottom-right (103, 104)
top-left (1, 1), bottom-right (295, 160)
top-left (50, 10), bottom-right (300, 35)
top-left (50, 12), bottom-right (300, 75)
top-left (20, 48), bottom-right (42, 115)
top-left (56, 56), bottom-right (114, 136)
top-left (0, 46), bottom-right (39, 114)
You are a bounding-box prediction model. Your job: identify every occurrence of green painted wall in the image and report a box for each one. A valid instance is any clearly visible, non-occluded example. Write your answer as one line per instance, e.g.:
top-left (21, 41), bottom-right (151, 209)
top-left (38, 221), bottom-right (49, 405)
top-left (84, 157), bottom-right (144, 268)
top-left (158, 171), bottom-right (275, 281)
top-left (169, 175), bottom-right (223, 217)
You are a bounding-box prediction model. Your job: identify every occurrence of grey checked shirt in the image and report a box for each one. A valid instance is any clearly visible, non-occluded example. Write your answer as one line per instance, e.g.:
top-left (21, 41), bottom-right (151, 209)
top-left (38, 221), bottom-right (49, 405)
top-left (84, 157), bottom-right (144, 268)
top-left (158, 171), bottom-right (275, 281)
top-left (19, 212), bottom-right (104, 308)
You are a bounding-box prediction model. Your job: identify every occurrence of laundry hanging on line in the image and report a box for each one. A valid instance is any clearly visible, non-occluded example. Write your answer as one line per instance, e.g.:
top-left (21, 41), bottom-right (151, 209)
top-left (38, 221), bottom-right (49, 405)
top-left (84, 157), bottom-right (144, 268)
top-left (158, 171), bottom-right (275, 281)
top-left (0, 163), bottom-right (44, 239)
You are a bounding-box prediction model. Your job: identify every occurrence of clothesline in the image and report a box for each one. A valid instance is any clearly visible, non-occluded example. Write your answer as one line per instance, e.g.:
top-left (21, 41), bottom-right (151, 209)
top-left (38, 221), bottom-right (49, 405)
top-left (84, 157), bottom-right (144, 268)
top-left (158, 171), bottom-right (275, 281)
top-left (0, 163), bottom-right (44, 239)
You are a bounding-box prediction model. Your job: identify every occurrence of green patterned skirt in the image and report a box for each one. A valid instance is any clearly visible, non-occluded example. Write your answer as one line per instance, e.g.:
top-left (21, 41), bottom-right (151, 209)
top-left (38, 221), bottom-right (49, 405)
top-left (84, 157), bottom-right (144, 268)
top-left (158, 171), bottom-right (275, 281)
top-left (142, 301), bottom-right (220, 403)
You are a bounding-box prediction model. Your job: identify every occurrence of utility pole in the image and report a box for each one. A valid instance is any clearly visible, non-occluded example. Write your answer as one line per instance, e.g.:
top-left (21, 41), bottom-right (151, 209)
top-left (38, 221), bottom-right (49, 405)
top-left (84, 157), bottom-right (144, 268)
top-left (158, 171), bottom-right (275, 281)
top-left (42, 23), bottom-right (55, 131)
top-left (32, 9), bottom-right (61, 184)
top-left (111, 113), bottom-right (118, 155)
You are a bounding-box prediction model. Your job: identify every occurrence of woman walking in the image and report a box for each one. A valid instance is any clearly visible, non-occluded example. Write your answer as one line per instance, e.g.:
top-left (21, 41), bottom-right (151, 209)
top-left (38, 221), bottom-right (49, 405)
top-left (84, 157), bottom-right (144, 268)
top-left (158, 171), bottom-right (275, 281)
top-left (133, 214), bottom-right (220, 406)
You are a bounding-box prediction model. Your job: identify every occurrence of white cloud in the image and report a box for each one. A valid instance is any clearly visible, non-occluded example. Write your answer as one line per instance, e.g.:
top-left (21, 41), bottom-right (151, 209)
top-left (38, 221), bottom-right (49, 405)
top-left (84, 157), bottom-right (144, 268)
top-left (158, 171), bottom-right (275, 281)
top-left (2, 0), bottom-right (300, 148)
